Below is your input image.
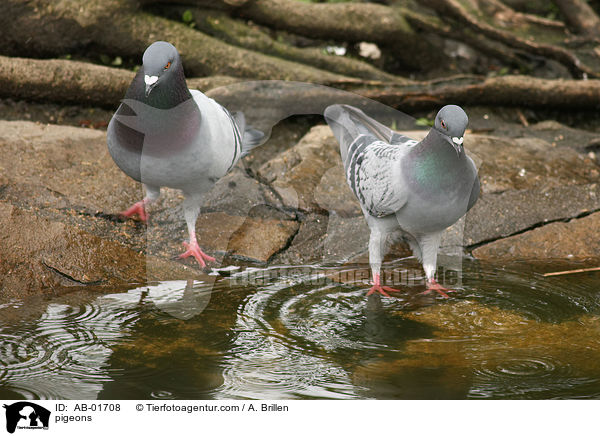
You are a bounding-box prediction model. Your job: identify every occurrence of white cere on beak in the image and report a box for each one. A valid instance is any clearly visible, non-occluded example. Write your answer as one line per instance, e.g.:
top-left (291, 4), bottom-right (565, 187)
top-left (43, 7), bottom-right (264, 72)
top-left (144, 75), bottom-right (158, 85)
top-left (452, 136), bottom-right (464, 146)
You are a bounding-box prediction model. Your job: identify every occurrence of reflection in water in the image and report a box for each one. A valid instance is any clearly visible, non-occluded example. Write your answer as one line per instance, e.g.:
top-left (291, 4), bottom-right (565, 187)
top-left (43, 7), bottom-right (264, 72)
top-left (0, 280), bottom-right (218, 400)
top-left (217, 283), bottom-right (357, 399)
top-left (1, 260), bottom-right (600, 399)
top-left (141, 280), bottom-right (212, 320)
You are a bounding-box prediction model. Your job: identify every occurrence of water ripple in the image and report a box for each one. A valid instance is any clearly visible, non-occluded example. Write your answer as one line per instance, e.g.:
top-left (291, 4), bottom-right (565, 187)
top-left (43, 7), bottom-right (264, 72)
top-left (2, 261), bottom-right (600, 399)
top-left (217, 261), bottom-right (600, 399)
top-left (469, 354), bottom-right (590, 399)
top-left (217, 282), bottom-right (361, 399)
top-left (0, 281), bottom-right (216, 399)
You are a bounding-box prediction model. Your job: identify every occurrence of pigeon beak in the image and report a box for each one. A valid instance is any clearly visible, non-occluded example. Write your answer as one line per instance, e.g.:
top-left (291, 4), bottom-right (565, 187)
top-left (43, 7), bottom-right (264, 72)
top-left (144, 75), bottom-right (159, 97)
top-left (451, 136), bottom-right (464, 156)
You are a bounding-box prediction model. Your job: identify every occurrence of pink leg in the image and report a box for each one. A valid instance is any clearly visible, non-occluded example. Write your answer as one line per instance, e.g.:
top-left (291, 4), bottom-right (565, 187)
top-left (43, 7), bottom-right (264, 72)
top-left (367, 273), bottom-right (402, 297)
top-left (120, 200), bottom-right (149, 222)
top-left (422, 278), bottom-right (453, 299)
top-left (178, 231), bottom-right (215, 268)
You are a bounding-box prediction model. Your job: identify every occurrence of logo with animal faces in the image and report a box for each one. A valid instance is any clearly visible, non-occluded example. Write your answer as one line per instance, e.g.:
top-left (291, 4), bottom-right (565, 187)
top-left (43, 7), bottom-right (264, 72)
top-left (2, 402), bottom-right (50, 434)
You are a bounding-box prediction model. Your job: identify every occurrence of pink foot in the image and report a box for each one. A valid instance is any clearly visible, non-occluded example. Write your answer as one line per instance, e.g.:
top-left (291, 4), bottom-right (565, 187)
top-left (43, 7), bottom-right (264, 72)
top-left (422, 278), bottom-right (453, 299)
top-left (119, 201), bottom-right (148, 222)
top-left (367, 274), bottom-right (402, 297)
top-left (178, 239), bottom-right (215, 268)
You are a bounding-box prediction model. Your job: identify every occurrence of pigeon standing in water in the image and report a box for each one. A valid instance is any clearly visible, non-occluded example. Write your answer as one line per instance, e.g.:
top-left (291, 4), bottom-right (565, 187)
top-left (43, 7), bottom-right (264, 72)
top-left (324, 104), bottom-right (479, 297)
top-left (107, 41), bottom-right (263, 267)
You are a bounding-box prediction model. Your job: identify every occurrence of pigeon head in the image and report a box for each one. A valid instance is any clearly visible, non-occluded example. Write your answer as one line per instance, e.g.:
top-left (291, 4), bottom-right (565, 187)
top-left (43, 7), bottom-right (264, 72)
top-left (433, 105), bottom-right (468, 155)
top-left (142, 41), bottom-right (182, 98)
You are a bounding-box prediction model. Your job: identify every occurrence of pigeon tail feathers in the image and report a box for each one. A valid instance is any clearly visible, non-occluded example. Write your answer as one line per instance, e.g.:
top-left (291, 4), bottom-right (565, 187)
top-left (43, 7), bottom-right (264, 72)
top-left (232, 111), bottom-right (265, 156)
top-left (325, 104), bottom-right (394, 142)
top-left (324, 104), bottom-right (359, 166)
top-left (241, 127), bottom-right (265, 156)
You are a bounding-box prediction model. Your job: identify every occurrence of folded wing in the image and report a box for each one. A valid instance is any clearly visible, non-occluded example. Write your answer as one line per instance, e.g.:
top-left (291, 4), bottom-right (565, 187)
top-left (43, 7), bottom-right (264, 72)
top-left (325, 104), bottom-right (417, 217)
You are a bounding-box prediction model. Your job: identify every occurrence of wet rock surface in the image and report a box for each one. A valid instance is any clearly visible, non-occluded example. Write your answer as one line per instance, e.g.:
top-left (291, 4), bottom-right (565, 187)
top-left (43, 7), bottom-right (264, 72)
top-left (0, 202), bottom-right (198, 299)
top-left (271, 213), bottom-right (372, 265)
top-left (465, 183), bottom-right (600, 246)
top-left (467, 135), bottom-right (599, 193)
top-left (472, 211), bottom-right (600, 259)
top-left (1, 103), bottom-right (599, 297)
top-left (257, 125), bottom-right (342, 213)
top-left (0, 120), bottom-right (294, 296)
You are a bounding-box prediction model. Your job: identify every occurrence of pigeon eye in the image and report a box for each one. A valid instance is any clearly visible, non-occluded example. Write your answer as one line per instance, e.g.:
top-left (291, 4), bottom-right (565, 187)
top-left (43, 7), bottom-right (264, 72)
top-left (164, 61), bottom-right (171, 70)
top-left (440, 120), bottom-right (447, 129)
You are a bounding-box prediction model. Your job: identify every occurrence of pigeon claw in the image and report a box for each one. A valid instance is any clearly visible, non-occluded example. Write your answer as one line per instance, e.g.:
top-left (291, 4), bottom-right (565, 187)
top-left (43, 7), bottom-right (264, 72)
top-left (119, 201), bottom-right (148, 222)
top-left (179, 240), bottom-right (215, 268)
top-left (367, 273), bottom-right (402, 297)
top-left (422, 279), bottom-right (453, 299)
top-left (367, 284), bottom-right (402, 297)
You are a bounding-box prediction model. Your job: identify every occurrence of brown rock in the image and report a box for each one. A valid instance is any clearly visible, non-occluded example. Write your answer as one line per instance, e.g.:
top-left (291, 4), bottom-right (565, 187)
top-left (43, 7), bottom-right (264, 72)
top-left (529, 120), bottom-right (600, 153)
top-left (0, 120), bottom-right (154, 259)
top-left (0, 202), bottom-right (198, 299)
top-left (228, 216), bottom-right (299, 263)
top-left (465, 183), bottom-right (600, 246)
top-left (202, 165), bottom-right (282, 215)
top-left (467, 135), bottom-right (598, 193)
top-left (322, 213), bottom-right (372, 262)
top-left (314, 164), bottom-right (361, 217)
top-left (0, 119), bottom-right (298, 296)
top-left (273, 212), bottom-right (412, 265)
top-left (462, 132), bottom-right (600, 248)
top-left (257, 125), bottom-right (340, 213)
top-left (0, 120), bottom-right (139, 212)
top-left (195, 213), bottom-right (247, 255)
top-left (472, 211), bottom-right (600, 259)
top-left (192, 212), bottom-right (299, 263)
top-left (242, 117), bottom-right (314, 174)
top-left (270, 213), bottom-right (329, 264)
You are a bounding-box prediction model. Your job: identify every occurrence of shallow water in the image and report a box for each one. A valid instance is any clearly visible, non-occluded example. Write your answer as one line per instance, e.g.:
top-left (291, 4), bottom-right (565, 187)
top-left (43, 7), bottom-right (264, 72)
top-left (1, 260), bottom-right (600, 400)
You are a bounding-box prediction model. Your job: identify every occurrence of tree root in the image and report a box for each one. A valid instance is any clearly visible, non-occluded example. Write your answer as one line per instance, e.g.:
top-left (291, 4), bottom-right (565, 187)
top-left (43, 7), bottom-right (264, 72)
top-left (170, 0), bottom-right (600, 78)
top-left (143, 0), bottom-right (442, 70)
top-left (358, 75), bottom-right (600, 109)
top-left (0, 0), bottom-right (351, 83)
top-left (3, 53), bottom-right (600, 111)
top-left (421, 0), bottom-right (596, 78)
top-left (0, 55), bottom-right (239, 107)
top-left (2, 0), bottom-right (600, 113)
top-left (554, 0), bottom-right (600, 39)
top-left (163, 7), bottom-right (403, 82)
top-left (209, 74), bottom-right (600, 113)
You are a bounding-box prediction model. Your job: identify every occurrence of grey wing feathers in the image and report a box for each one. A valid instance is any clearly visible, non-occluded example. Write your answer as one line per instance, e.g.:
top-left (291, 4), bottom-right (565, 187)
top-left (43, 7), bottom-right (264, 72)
top-left (325, 104), bottom-right (413, 217)
top-left (346, 137), bottom-right (408, 217)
